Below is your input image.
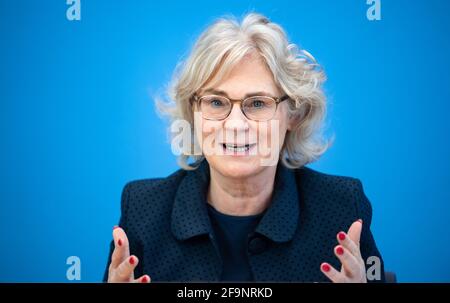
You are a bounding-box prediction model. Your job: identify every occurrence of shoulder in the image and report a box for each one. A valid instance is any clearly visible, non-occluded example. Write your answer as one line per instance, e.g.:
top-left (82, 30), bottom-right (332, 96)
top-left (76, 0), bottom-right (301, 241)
top-left (296, 166), bottom-right (364, 195)
top-left (122, 168), bottom-right (187, 201)
top-left (118, 168), bottom-right (187, 225)
top-left (294, 166), bottom-right (373, 222)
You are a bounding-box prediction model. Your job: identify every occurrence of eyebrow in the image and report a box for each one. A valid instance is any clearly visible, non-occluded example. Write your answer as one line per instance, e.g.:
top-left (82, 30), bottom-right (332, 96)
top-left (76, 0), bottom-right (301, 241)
top-left (202, 88), bottom-right (277, 99)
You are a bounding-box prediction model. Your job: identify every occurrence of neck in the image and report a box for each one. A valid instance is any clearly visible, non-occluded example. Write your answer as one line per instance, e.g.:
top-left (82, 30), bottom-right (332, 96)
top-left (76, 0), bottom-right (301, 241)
top-left (207, 165), bottom-right (277, 216)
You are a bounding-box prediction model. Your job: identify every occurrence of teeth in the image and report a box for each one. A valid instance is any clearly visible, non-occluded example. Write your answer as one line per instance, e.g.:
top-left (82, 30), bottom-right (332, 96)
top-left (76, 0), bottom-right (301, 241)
top-left (223, 144), bottom-right (253, 152)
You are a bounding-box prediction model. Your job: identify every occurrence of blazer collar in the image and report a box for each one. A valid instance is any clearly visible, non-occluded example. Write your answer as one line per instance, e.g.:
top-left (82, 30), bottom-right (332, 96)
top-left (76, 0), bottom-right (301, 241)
top-left (171, 160), bottom-right (300, 243)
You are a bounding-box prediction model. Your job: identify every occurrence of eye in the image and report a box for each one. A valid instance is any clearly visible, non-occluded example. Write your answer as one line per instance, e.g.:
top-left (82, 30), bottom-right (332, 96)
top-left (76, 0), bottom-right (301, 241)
top-left (211, 99), bottom-right (224, 107)
top-left (250, 99), bottom-right (265, 108)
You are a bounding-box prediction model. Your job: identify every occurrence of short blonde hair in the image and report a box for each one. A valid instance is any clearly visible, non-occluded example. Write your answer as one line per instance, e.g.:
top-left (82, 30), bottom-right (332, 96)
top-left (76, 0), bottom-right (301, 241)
top-left (158, 13), bottom-right (331, 170)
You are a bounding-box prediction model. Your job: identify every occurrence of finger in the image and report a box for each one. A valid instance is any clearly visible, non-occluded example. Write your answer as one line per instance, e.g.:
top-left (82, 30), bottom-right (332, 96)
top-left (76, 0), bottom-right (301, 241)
top-left (320, 262), bottom-right (346, 283)
top-left (133, 274), bottom-right (151, 283)
top-left (347, 219), bottom-right (363, 247)
top-left (334, 245), bottom-right (361, 277)
top-left (113, 255), bottom-right (139, 282)
top-left (111, 226), bottom-right (130, 269)
top-left (337, 230), bottom-right (362, 260)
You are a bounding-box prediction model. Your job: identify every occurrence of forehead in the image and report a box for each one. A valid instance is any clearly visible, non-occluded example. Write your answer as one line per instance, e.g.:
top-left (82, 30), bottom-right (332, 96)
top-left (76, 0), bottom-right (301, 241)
top-left (201, 51), bottom-right (280, 97)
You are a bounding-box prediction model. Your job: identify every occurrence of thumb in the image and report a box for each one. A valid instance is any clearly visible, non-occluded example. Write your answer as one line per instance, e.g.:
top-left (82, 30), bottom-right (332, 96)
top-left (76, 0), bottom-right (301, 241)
top-left (347, 219), bottom-right (363, 247)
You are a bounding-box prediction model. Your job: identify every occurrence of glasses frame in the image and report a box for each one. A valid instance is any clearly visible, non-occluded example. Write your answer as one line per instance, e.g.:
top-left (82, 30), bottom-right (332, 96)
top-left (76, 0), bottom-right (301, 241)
top-left (192, 94), bottom-right (290, 122)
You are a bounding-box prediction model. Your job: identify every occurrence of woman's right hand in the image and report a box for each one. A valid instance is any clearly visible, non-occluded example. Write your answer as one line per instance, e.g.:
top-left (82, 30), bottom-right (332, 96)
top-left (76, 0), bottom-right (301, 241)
top-left (107, 226), bottom-right (151, 283)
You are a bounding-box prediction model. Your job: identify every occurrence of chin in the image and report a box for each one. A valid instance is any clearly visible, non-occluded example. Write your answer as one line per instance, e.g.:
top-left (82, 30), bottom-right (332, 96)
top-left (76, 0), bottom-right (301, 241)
top-left (208, 156), bottom-right (264, 179)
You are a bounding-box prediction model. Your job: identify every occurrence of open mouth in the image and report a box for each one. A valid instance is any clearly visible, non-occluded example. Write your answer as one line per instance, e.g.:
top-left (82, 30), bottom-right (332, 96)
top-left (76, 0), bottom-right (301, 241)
top-left (222, 143), bottom-right (257, 154)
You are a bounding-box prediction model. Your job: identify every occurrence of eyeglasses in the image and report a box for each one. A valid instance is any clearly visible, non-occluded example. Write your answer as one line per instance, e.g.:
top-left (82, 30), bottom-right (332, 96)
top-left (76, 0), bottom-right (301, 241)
top-left (192, 94), bottom-right (290, 122)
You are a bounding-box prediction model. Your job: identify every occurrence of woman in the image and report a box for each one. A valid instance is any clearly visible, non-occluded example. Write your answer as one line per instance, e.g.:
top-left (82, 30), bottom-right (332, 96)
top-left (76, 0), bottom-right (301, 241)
top-left (104, 13), bottom-right (385, 283)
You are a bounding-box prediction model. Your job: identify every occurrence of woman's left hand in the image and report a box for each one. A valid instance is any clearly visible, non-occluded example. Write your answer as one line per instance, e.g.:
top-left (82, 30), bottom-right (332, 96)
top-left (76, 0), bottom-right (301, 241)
top-left (320, 219), bottom-right (367, 283)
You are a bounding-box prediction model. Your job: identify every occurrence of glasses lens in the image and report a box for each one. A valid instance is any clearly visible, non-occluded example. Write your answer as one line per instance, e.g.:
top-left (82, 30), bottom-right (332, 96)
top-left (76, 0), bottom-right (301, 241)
top-left (243, 96), bottom-right (276, 121)
top-left (199, 95), bottom-right (231, 120)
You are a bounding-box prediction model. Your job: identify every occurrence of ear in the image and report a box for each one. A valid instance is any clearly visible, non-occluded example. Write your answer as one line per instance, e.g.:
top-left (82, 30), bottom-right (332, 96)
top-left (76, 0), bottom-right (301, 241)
top-left (288, 100), bottom-right (312, 131)
top-left (287, 114), bottom-right (299, 131)
top-left (285, 97), bottom-right (301, 131)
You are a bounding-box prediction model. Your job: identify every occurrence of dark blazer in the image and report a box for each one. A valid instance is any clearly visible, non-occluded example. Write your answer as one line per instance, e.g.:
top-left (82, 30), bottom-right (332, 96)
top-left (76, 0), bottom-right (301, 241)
top-left (103, 160), bottom-right (385, 282)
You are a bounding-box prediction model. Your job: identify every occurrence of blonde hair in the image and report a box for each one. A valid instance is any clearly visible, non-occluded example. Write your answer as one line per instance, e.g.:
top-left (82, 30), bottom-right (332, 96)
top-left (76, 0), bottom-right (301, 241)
top-left (157, 13), bottom-right (331, 170)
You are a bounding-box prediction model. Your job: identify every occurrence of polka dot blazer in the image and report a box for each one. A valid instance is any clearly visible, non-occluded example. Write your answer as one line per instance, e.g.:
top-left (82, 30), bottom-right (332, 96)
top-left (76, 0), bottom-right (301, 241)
top-left (103, 160), bottom-right (385, 282)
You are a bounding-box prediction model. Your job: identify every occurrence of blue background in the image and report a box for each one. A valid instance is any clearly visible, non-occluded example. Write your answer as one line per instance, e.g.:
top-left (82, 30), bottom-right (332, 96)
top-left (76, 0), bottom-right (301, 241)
top-left (1, 0), bottom-right (449, 282)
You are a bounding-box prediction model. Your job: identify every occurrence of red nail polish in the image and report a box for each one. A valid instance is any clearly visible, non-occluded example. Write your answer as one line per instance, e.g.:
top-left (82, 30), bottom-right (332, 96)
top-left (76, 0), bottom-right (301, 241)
top-left (338, 232), bottom-right (346, 241)
top-left (141, 276), bottom-right (149, 283)
top-left (336, 246), bottom-right (344, 255)
top-left (129, 256), bottom-right (135, 265)
top-left (321, 263), bottom-right (331, 272)
top-left (118, 239), bottom-right (122, 246)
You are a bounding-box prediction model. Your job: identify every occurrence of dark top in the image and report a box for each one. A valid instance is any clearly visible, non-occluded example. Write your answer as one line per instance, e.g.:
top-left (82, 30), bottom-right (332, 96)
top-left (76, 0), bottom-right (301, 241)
top-left (206, 203), bottom-right (265, 281)
top-left (103, 160), bottom-right (386, 282)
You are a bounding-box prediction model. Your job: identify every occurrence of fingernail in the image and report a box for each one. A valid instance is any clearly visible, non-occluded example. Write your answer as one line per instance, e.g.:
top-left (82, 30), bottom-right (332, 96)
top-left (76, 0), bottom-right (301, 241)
top-left (118, 239), bottom-right (122, 246)
top-left (338, 232), bottom-right (346, 241)
top-left (336, 246), bottom-right (344, 255)
top-left (141, 276), bottom-right (149, 283)
top-left (113, 225), bottom-right (119, 230)
top-left (358, 218), bottom-right (363, 224)
top-left (129, 256), bottom-right (135, 265)
top-left (321, 263), bottom-right (331, 272)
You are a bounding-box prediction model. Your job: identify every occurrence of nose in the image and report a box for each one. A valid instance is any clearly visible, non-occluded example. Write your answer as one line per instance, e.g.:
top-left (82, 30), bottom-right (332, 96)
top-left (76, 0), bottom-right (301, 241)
top-left (224, 103), bottom-right (249, 132)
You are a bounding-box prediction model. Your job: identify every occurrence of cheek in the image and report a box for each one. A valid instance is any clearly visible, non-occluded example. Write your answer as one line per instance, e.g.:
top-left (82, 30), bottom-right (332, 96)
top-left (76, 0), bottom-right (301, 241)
top-left (262, 113), bottom-right (289, 148)
top-left (201, 120), bottom-right (222, 140)
top-left (195, 120), bottom-right (223, 154)
top-left (193, 119), bottom-right (214, 139)
top-left (275, 107), bottom-right (290, 137)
